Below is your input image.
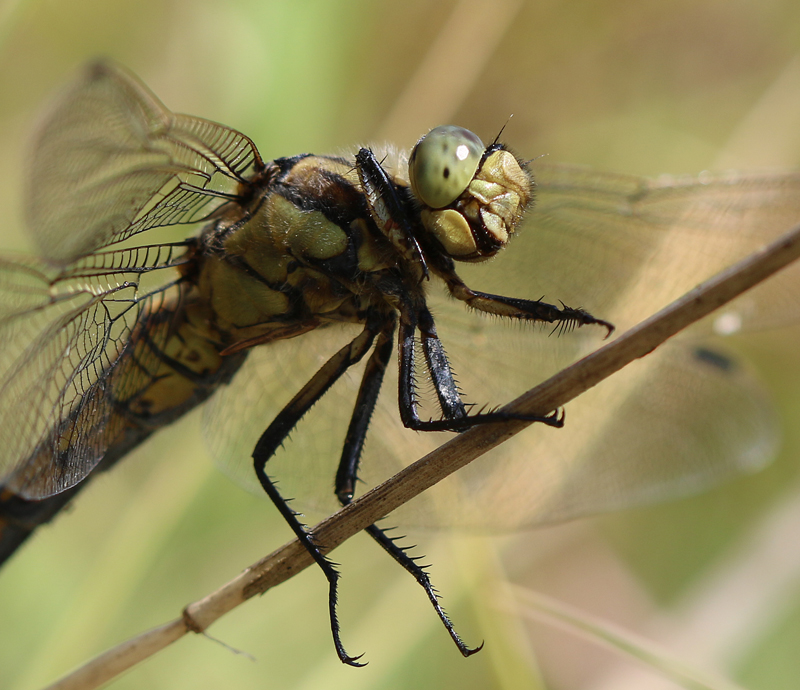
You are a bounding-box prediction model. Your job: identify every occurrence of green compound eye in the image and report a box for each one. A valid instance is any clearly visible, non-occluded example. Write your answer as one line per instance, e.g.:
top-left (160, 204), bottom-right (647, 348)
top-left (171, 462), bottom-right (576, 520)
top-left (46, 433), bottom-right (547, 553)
top-left (408, 125), bottom-right (484, 209)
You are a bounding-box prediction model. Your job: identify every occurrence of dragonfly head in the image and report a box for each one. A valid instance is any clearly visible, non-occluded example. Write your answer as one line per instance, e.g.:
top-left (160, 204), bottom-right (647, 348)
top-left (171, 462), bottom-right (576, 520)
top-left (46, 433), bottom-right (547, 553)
top-left (408, 125), bottom-right (533, 262)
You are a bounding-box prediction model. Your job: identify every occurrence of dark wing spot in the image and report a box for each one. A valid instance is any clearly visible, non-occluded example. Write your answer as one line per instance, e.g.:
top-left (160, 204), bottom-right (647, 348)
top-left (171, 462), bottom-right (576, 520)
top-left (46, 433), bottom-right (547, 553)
top-left (694, 347), bottom-right (736, 373)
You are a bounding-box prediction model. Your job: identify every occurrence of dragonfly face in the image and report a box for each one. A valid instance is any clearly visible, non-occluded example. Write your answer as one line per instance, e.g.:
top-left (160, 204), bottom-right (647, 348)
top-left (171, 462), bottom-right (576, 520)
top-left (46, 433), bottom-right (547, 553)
top-left (0, 60), bottom-right (798, 665)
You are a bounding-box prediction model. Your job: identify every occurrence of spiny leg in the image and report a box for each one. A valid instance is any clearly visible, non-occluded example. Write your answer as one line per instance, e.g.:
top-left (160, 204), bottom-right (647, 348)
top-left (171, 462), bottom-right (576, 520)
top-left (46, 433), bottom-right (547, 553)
top-left (333, 314), bottom-right (481, 657)
top-left (355, 147), bottom-right (429, 278)
top-left (333, 316), bottom-right (395, 502)
top-left (441, 271), bottom-right (615, 336)
top-left (398, 305), bottom-right (564, 432)
top-left (252, 320), bottom-right (381, 666)
top-left (417, 307), bottom-right (468, 422)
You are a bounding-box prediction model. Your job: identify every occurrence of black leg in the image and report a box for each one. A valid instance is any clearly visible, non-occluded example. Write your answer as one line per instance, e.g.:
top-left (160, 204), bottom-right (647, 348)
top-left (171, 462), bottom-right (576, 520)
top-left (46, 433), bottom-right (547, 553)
top-left (398, 306), bottom-right (564, 432)
top-left (417, 307), bottom-right (468, 422)
top-left (355, 147), bottom-right (428, 280)
top-left (334, 316), bottom-right (396, 504)
top-left (442, 272), bottom-right (614, 336)
top-left (332, 314), bottom-right (481, 657)
top-left (363, 524), bottom-right (482, 657)
top-left (252, 320), bottom-right (380, 666)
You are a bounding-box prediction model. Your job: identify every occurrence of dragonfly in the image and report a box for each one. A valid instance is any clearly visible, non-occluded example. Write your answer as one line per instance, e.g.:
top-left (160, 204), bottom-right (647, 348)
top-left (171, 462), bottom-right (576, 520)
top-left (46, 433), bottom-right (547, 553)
top-left (1, 61), bottom-right (799, 665)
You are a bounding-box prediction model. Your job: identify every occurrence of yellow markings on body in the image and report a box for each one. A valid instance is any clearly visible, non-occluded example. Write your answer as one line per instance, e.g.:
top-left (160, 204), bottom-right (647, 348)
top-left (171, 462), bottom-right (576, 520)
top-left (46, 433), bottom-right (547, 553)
top-left (115, 307), bottom-right (223, 419)
top-left (290, 268), bottom-right (349, 315)
top-left (421, 208), bottom-right (477, 257)
top-left (271, 198), bottom-right (349, 261)
top-left (222, 220), bottom-right (291, 286)
top-left (354, 218), bottom-right (394, 273)
top-left (161, 322), bottom-right (223, 377)
top-left (468, 150), bottom-right (530, 238)
top-left (202, 259), bottom-right (290, 330)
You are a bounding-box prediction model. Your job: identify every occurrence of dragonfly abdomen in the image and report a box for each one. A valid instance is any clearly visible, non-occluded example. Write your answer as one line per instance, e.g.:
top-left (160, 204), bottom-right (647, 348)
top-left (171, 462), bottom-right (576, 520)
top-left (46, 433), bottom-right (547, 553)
top-left (0, 293), bottom-right (246, 565)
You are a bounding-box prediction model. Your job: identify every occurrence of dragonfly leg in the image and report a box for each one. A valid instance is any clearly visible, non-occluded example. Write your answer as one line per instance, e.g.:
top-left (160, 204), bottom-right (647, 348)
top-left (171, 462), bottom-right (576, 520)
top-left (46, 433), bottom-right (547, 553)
top-left (441, 271), bottom-right (614, 336)
top-left (363, 524), bottom-right (483, 657)
top-left (333, 315), bottom-right (481, 657)
top-left (398, 306), bottom-right (565, 432)
top-left (252, 319), bottom-right (382, 667)
top-left (355, 147), bottom-right (429, 279)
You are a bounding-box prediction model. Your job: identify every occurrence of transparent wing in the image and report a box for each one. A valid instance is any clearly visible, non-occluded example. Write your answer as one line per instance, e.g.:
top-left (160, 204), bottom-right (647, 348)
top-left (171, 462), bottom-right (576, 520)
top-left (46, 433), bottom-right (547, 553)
top-left (26, 61), bottom-right (261, 265)
top-left (390, 335), bottom-right (777, 529)
top-left (204, 164), bottom-right (796, 528)
top-left (204, 324), bottom-right (367, 507)
top-left (204, 321), bottom-right (777, 529)
top-left (462, 163), bottom-right (800, 335)
top-left (0, 248), bottom-right (185, 499)
top-left (1, 60), bottom-right (264, 498)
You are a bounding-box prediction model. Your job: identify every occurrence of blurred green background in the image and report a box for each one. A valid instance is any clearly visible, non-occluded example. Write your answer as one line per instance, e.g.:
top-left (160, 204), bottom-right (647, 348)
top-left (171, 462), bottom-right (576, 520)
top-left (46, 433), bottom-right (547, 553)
top-left (2, 0), bottom-right (800, 688)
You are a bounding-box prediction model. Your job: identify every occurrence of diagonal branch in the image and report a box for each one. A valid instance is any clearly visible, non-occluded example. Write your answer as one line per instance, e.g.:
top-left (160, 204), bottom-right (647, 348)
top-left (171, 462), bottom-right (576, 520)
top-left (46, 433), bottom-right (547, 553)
top-left (44, 221), bottom-right (800, 690)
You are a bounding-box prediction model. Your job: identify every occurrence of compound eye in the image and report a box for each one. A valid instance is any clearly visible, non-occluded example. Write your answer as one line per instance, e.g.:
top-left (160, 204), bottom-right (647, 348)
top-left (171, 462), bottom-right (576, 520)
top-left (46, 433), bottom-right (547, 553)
top-left (408, 125), bottom-right (484, 209)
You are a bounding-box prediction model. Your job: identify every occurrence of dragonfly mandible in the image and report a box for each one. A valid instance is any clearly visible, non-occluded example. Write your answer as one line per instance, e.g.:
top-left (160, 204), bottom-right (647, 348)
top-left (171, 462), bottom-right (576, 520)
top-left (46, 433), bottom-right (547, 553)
top-left (1, 61), bottom-right (799, 664)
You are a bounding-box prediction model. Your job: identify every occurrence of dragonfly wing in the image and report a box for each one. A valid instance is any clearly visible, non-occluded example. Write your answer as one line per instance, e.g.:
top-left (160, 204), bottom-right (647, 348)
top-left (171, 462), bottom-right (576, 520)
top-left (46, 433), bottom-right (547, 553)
top-left (459, 163), bottom-right (800, 334)
top-left (26, 61), bottom-right (261, 265)
top-left (3, 60), bottom-right (266, 499)
top-left (413, 164), bottom-right (798, 528)
top-left (203, 308), bottom-right (778, 530)
top-left (203, 164), bottom-right (796, 529)
top-left (203, 323), bottom-right (366, 517)
top-left (0, 249), bottom-right (184, 499)
top-left (384, 339), bottom-right (778, 529)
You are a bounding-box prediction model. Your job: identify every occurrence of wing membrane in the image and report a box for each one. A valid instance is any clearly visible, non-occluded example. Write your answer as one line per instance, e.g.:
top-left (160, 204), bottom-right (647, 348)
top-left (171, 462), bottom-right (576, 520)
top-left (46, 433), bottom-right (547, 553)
top-left (398, 340), bottom-right (777, 529)
top-left (26, 61), bottom-right (261, 265)
top-left (204, 313), bottom-right (778, 529)
top-left (204, 163), bottom-right (798, 528)
top-left (467, 164), bottom-right (800, 333)
top-left (1, 61), bottom-right (268, 498)
top-left (0, 252), bottom-right (183, 498)
top-left (204, 324), bottom-right (365, 508)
